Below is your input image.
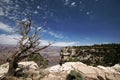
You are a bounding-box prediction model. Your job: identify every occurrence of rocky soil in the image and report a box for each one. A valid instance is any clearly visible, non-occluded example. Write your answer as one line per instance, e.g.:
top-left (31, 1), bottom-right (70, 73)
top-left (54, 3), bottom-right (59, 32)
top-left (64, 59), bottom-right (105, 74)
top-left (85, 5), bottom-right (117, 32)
top-left (0, 61), bottom-right (120, 80)
top-left (43, 62), bottom-right (120, 80)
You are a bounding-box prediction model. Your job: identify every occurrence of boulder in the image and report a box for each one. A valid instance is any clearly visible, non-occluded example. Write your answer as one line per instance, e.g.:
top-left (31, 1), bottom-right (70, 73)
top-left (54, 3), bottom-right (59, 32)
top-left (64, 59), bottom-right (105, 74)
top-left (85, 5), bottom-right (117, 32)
top-left (18, 61), bottom-right (38, 70)
top-left (0, 63), bottom-right (9, 77)
top-left (43, 62), bottom-right (120, 80)
top-left (0, 61), bottom-right (120, 80)
top-left (112, 64), bottom-right (120, 72)
top-left (0, 61), bottom-right (39, 78)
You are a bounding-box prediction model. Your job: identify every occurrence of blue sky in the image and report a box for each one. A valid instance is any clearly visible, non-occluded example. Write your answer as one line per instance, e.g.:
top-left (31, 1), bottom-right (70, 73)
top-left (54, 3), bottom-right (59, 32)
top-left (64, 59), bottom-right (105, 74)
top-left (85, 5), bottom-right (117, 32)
top-left (0, 0), bottom-right (120, 46)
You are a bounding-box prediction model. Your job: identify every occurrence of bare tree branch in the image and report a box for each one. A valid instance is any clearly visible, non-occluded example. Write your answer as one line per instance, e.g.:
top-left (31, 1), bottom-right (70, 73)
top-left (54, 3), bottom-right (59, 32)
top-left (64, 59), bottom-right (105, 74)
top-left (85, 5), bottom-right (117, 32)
top-left (7, 16), bottom-right (52, 76)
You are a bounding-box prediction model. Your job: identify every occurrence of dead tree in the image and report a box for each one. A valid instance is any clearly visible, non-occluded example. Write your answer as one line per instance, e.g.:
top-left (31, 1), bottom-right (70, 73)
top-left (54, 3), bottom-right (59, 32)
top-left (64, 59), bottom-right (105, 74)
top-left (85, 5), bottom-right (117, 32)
top-left (6, 17), bottom-right (51, 76)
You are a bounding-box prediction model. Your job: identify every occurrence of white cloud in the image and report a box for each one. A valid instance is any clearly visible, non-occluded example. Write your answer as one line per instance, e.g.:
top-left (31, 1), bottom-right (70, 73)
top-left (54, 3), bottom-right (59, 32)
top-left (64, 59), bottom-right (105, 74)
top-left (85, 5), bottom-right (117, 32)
top-left (40, 40), bottom-right (79, 46)
top-left (0, 34), bottom-right (79, 46)
top-left (0, 34), bottom-right (20, 45)
top-left (71, 2), bottom-right (76, 7)
top-left (0, 7), bottom-right (4, 16)
top-left (53, 41), bottom-right (79, 46)
top-left (40, 40), bottom-right (50, 46)
top-left (0, 34), bottom-right (93, 46)
top-left (1, 0), bottom-right (10, 3)
top-left (0, 34), bottom-right (46, 46)
top-left (86, 12), bottom-right (90, 15)
top-left (42, 29), bottom-right (47, 33)
top-left (0, 0), bottom-right (10, 16)
top-left (0, 22), bottom-right (13, 32)
top-left (41, 29), bottom-right (64, 39)
top-left (34, 10), bottom-right (38, 14)
top-left (80, 1), bottom-right (82, 4)
top-left (48, 31), bottom-right (64, 39)
top-left (37, 5), bottom-right (40, 9)
top-left (64, 0), bottom-right (69, 5)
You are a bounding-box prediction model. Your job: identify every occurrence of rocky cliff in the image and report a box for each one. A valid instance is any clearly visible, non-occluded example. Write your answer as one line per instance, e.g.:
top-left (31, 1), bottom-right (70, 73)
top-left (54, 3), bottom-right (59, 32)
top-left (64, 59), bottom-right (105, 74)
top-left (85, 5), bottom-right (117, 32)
top-left (43, 62), bottom-right (120, 80)
top-left (0, 61), bottom-right (120, 80)
top-left (60, 44), bottom-right (120, 66)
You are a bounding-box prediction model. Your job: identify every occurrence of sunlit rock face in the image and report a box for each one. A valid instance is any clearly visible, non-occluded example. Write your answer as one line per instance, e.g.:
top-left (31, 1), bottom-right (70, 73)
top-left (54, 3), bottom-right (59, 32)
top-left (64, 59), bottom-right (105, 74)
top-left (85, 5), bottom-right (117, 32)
top-left (60, 44), bottom-right (120, 66)
top-left (0, 61), bottom-right (120, 80)
top-left (43, 62), bottom-right (120, 80)
top-left (0, 61), bottom-right (39, 78)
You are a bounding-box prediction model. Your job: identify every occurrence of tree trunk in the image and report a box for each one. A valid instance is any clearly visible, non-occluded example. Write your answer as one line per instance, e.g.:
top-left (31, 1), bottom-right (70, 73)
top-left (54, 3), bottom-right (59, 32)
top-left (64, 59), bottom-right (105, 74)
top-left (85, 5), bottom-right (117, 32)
top-left (7, 60), bottom-right (18, 76)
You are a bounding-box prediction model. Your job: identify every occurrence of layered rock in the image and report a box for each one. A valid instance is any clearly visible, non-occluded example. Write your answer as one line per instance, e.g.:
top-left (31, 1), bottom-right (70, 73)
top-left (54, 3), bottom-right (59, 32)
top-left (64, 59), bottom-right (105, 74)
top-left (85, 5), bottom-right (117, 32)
top-left (43, 62), bottom-right (120, 80)
top-left (60, 44), bottom-right (120, 66)
top-left (0, 61), bottom-right (120, 80)
top-left (0, 61), bottom-right (40, 79)
top-left (0, 63), bottom-right (9, 77)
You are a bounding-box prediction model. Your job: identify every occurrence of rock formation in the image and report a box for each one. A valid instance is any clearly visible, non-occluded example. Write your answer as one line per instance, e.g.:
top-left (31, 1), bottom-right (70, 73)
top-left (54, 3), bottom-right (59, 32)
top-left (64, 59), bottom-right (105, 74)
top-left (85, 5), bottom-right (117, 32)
top-left (0, 61), bottom-right (120, 80)
top-left (60, 44), bottom-right (120, 66)
top-left (0, 61), bottom-right (40, 80)
top-left (43, 62), bottom-right (120, 80)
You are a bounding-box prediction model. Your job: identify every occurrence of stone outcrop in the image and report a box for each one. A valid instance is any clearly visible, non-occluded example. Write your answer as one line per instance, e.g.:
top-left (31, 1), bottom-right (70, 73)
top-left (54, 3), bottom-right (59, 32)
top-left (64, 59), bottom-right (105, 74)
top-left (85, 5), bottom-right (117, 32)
top-left (43, 62), bottom-right (120, 80)
top-left (60, 44), bottom-right (120, 66)
top-left (0, 61), bottom-right (40, 79)
top-left (0, 61), bottom-right (120, 80)
top-left (0, 63), bottom-right (9, 77)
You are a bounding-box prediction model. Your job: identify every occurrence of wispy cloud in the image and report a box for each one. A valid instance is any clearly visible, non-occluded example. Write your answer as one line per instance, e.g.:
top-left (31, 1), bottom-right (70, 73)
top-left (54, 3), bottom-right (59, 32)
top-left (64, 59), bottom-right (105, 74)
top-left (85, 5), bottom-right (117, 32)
top-left (0, 22), bottom-right (13, 33)
top-left (64, 0), bottom-right (76, 7)
top-left (52, 41), bottom-right (79, 46)
top-left (0, 8), bottom-right (4, 16)
top-left (0, 34), bottom-right (19, 45)
top-left (1, 0), bottom-right (10, 3)
top-left (0, 0), bottom-right (10, 16)
top-left (40, 40), bottom-right (79, 46)
top-left (70, 2), bottom-right (76, 7)
top-left (0, 34), bottom-right (78, 46)
top-left (64, 0), bottom-right (69, 5)
top-left (48, 31), bottom-right (64, 39)
top-left (41, 29), bottom-right (64, 39)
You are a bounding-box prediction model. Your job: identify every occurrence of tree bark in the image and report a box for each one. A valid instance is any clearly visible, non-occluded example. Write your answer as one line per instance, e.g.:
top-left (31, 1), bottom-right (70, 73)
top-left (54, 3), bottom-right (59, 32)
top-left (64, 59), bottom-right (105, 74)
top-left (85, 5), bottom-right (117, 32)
top-left (7, 60), bottom-right (18, 76)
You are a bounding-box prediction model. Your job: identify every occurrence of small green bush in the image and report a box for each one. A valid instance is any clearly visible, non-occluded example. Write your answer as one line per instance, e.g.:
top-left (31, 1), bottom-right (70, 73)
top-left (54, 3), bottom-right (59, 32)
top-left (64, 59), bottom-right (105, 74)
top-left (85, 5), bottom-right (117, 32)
top-left (68, 58), bottom-right (78, 62)
top-left (28, 54), bottom-right (48, 68)
top-left (66, 70), bottom-right (83, 80)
